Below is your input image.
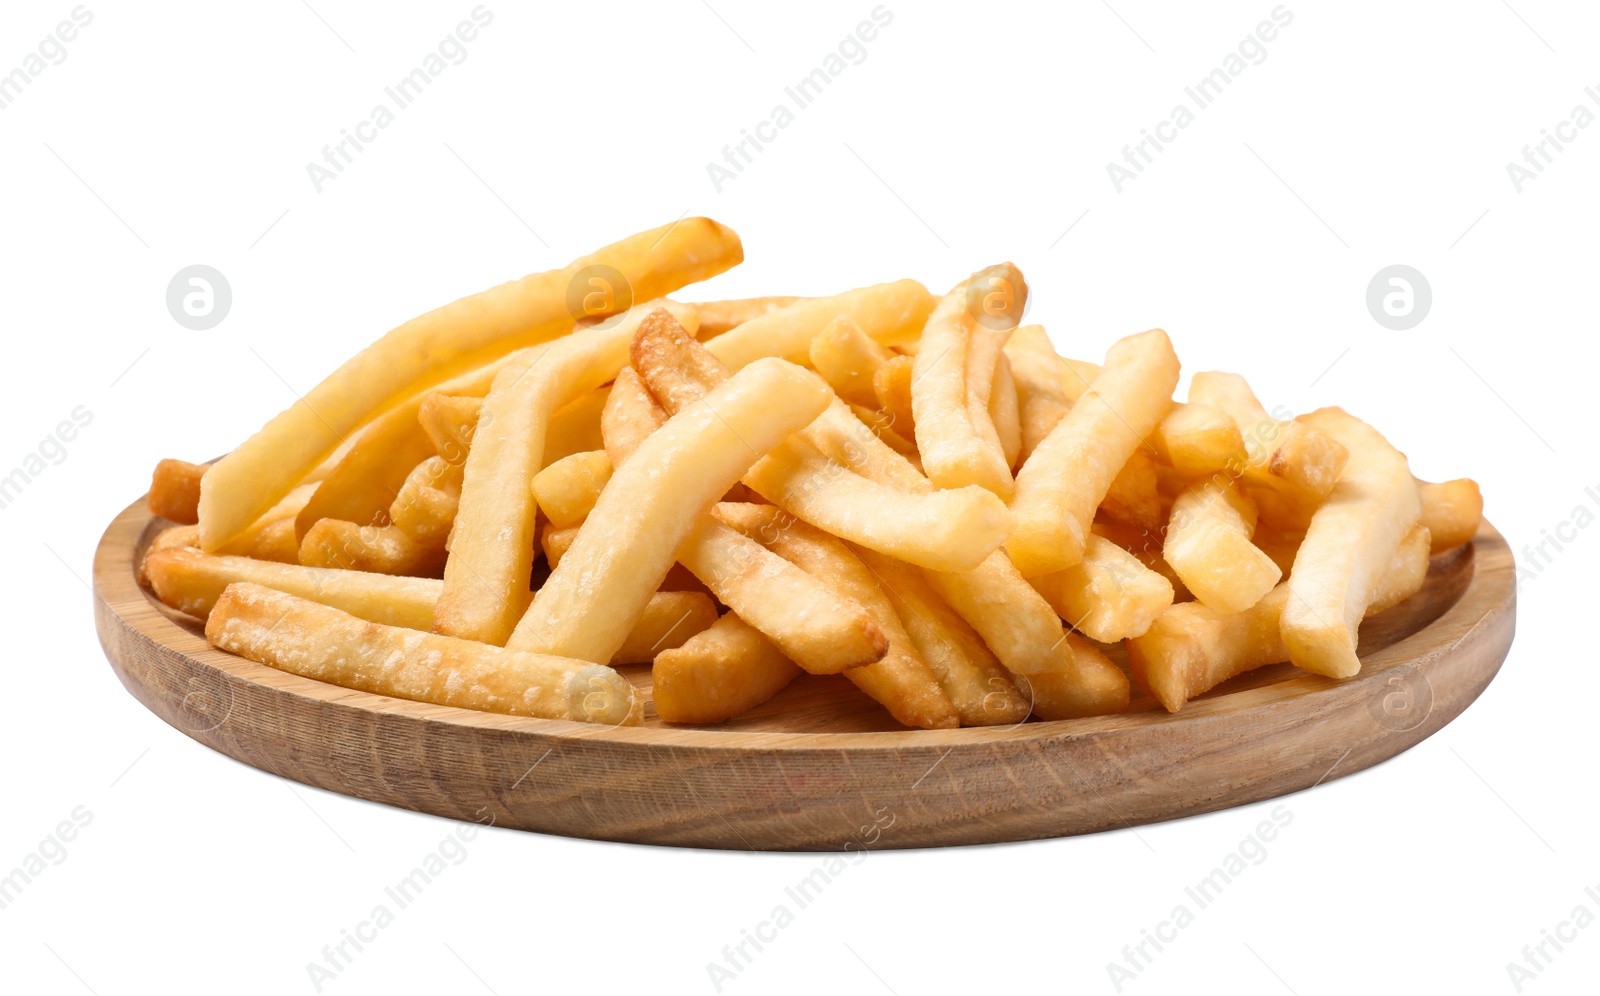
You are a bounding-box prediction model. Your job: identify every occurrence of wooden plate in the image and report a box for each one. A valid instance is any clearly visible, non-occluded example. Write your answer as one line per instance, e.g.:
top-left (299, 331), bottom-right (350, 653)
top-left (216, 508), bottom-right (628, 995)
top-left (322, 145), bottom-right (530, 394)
top-left (93, 498), bottom-right (1515, 850)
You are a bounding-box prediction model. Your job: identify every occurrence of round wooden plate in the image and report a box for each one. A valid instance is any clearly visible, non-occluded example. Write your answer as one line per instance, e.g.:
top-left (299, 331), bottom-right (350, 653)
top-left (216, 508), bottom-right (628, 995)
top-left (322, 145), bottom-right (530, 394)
top-left (93, 498), bottom-right (1515, 850)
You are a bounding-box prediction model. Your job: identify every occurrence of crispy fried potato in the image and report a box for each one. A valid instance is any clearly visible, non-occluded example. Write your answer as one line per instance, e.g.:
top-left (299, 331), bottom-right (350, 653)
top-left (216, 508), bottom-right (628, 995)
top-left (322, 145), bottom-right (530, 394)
top-left (653, 613), bottom-right (802, 724)
top-left (1417, 478), bottom-right (1483, 554)
top-left (602, 366), bottom-right (668, 466)
top-left (873, 354), bottom-right (917, 441)
top-left (207, 583), bottom-right (638, 725)
top-left (1189, 371), bottom-right (1349, 500)
top-left (149, 459), bottom-right (207, 524)
top-left (1163, 477), bottom-right (1281, 613)
top-left (1008, 329), bottom-right (1179, 577)
top-left (1030, 533), bottom-right (1174, 642)
top-left (212, 482), bottom-right (318, 563)
top-left (300, 519), bottom-right (446, 577)
top-left (532, 450), bottom-right (612, 528)
top-left (609, 590), bottom-right (717, 665)
top-left (848, 405), bottom-right (918, 458)
top-left (507, 355), bottom-right (833, 662)
top-left (854, 547), bottom-right (1030, 726)
top-left (1098, 448), bottom-right (1162, 531)
top-left (922, 552), bottom-right (1080, 676)
top-left (1011, 634), bottom-right (1131, 720)
top-left (1366, 524), bottom-right (1432, 615)
top-left (201, 218), bottom-right (742, 550)
top-left (990, 353), bottom-right (1022, 469)
top-left (1148, 402), bottom-right (1247, 477)
top-left (705, 279), bottom-right (934, 370)
top-left (809, 314), bottom-right (893, 407)
top-left (1280, 407), bottom-right (1421, 678)
top-left (692, 296), bottom-right (803, 339)
top-left (911, 266), bottom-right (1025, 498)
top-left (390, 456), bottom-right (463, 547)
top-left (437, 301), bottom-right (696, 644)
top-left (1005, 325), bottom-right (1073, 462)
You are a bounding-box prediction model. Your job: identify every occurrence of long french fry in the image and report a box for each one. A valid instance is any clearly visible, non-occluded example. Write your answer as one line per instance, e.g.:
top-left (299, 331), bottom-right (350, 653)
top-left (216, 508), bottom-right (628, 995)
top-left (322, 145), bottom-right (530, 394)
top-left (1004, 326), bottom-right (1072, 463)
top-left (436, 301), bottom-right (697, 644)
top-left (1012, 634), bottom-right (1131, 720)
top-left (207, 583), bottom-right (638, 725)
top-left (506, 355), bottom-right (833, 662)
top-left (653, 613), bottom-right (802, 724)
top-left (692, 296), bottom-right (803, 339)
top-left (300, 519), bottom-right (446, 577)
top-left (705, 279), bottom-right (934, 370)
top-left (989, 353), bottom-right (1022, 469)
top-left (1188, 371), bottom-right (1349, 501)
top-left (809, 315), bottom-right (893, 407)
top-left (1007, 329), bottom-right (1179, 577)
top-left (609, 590), bottom-right (717, 665)
top-left (1030, 533), bottom-right (1174, 642)
top-left (389, 456), bottom-right (463, 546)
top-left (1163, 477), bottom-right (1281, 613)
top-left (199, 218), bottom-right (742, 550)
top-left (602, 367), bottom-right (668, 465)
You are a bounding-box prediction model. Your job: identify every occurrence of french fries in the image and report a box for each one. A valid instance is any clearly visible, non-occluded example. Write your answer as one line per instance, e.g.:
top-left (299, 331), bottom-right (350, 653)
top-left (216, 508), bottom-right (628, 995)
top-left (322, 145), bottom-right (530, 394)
top-left (1280, 408), bottom-right (1422, 679)
top-left (208, 583), bottom-right (639, 724)
top-left (200, 218), bottom-right (742, 550)
top-left (1007, 329), bottom-right (1179, 577)
top-left (653, 613), bottom-right (802, 723)
top-left (506, 354), bottom-right (833, 662)
top-left (146, 216), bottom-right (1482, 731)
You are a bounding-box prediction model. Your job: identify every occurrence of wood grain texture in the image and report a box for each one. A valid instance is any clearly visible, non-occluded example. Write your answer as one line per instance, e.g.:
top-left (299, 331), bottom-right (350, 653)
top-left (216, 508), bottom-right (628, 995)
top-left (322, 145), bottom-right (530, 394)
top-left (94, 497), bottom-right (1515, 850)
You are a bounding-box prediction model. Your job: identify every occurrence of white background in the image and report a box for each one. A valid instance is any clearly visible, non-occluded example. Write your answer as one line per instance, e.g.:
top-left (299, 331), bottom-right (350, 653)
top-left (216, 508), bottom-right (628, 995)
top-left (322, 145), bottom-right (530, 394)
top-left (2, 1), bottom-right (1596, 993)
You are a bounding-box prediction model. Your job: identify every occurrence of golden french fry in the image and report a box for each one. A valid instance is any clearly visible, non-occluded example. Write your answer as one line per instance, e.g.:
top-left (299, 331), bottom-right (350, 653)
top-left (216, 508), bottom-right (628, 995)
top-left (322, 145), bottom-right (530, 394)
top-left (1098, 448), bottom-right (1162, 531)
top-left (715, 504), bottom-right (957, 730)
top-left (1417, 478), bottom-right (1483, 554)
top-left (1367, 524), bottom-right (1432, 614)
top-left (853, 547), bottom-right (1031, 726)
top-left (653, 613), bottom-right (802, 724)
top-left (1279, 408), bottom-right (1421, 678)
top-left (390, 456), bottom-right (463, 546)
top-left (691, 296), bottom-right (803, 339)
top-left (873, 354), bottom-right (917, 442)
top-left (207, 583), bottom-right (638, 725)
top-left (506, 355), bottom-right (833, 662)
top-left (630, 314), bottom-right (1013, 572)
top-left (990, 353), bottom-right (1022, 469)
top-left (1011, 634), bottom-right (1131, 720)
top-left (540, 522), bottom-right (578, 567)
top-left (677, 514), bottom-right (888, 675)
top-left (214, 483), bottom-right (318, 563)
top-left (609, 590), bottom-right (717, 665)
top-left (1163, 477), bottom-right (1281, 613)
top-left (1005, 326), bottom-right (1072, 463)
top-left (300, 519), bottom-right (446, 577)
top-left (148, 459), bottom-right (207, 524)
top-left (922, 551), bottom-right (1080, 675)
top-left (417, 394), bottom-right (484, 465)
top-left (1007, 329), bottom-right (1179, 577)
top-left (602, 366), bottom-right (668, 466)
top-left (911, 266), bottom-right (1025, 498)
top-left (138, 524), bottom-right (201, 588)
top-left (1030, 533), bottom-right (1174, 642)
top-left (1148, 403), bottom-right (1247, 477)
top-left (705, 279), bottom-right (934, 370)
top-left (532, 450), bottom-right (612, 528)
top-left (436, 301), bottom-right (697, 645)
top-left (544, 388), bottom-right (610, 467)
top-left (848, 405), bottom-right (918, 458)
top-left (201, 219), bottom-right (742, 550)
top-left (809, 314), bottom-right (893, 407)
top-left (1188, 371), bottom-right (1349, 500)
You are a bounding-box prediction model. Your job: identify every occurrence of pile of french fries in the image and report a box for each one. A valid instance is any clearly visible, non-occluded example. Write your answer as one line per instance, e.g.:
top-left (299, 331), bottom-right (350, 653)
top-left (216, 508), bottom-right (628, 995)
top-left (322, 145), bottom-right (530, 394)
top-left (138, 218), bottom-right (1485, 729)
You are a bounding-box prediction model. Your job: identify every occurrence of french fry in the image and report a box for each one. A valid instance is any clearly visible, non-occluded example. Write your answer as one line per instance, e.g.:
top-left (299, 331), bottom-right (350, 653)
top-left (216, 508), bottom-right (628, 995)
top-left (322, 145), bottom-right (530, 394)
top-left (421, 389), bottom-right (606, 468)
top-left (809, 314), bottom-right (893, 407)
top-left (139, 524), bottom-right (200, 588)
top-left (207, 583), bottom-right (638, 725)
top-left (630, 314), bottom-right (1014, 572)
top-left (532, 450), bottom-right (612, 528)
top-left (506, 355), bottom-right (833, 662)
top-left (148, 459), bottom-right (207, 524)
top-left (1148, 403), bottom-right (1247, 477)
top-left (1012, 634), bottom-right (1131, 720)
top-left (1007, 329), bottom-right (1179, 577)
top-left (1188, 371), bottom-right (1349, 500)
top-left (300, 519), bottom-right (447, 577)
top-left (922, 552), bottom-right (1081, 675)
top-left (1280, 407), bottom-right (1421, 679)
top-left (436, 301), bottom-right (697, 644)
top-left (1130, 523), bottom-right (1433, 712)
top-left (854, 546), bottom-right (1031, 726)
top-left (544, 388), bottom-right (609, 467)
top-left (146, 547), bottom-right (442, 628)
top-left (1162, 478), bottom-right (1282, 613)
top-left (990, 354), bottom-right (1022, 469)
top-left (705, 279), bottom-right (934, 370)
top-left (540, 523), bottom-right (579, 567)
top-left (216, 483), bottom-right (318, 563)
top-left (873, 354), bottom-right (917, 441)
top-left (609, 590), bottom-right (717, 665)
top-left (1005, 325), bottom-right (1073, 463)
top-left (201, 218), bottom-right (742, 550)
top-left (1098, 448), bottom-right (1162, 531)
top-left (1030, 533), bottom-right (1175, 642)
top-left (389, 456), bottom-right (463, 546)
top-left (602, 366), bottom-right (668, 466)
top-left (677, 514), bottom-right (888, 675)
top-left (692, 296), bottom-right (803, 339)
top-left (911, 266), bottom-right (1025, 498)
top-left (848, 405), bottom-right (918, 458)
top-left (1417, 478), bottom-right (1483, 554)
top-left (715, 504), bottom-right (957, 730)
top-left (653, 613), bottom-right (802, 724)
